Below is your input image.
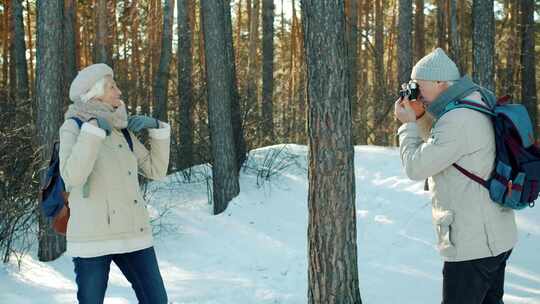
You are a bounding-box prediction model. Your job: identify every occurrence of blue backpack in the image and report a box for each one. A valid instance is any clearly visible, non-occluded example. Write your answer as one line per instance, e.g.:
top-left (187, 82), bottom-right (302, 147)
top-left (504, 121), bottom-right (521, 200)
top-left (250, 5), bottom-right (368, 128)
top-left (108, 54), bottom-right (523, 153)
top-left (441, 96), bottom-right (540, 210)
top-left (39, 117), bottom-right (133, 234)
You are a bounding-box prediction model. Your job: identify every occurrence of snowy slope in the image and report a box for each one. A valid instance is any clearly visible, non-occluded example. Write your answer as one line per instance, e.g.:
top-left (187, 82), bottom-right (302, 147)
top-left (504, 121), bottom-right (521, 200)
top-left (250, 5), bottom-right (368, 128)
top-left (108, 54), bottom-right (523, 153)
top-left (1, 144), bottom-right (539, 304)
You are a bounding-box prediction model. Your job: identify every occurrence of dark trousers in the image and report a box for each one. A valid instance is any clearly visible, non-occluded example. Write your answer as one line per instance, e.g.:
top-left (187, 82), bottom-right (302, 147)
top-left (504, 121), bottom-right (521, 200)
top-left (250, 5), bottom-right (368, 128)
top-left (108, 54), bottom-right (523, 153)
top-left (73, 246), bottom-right (168, 304)
top-left (442, 249), bottom-right (512, 304)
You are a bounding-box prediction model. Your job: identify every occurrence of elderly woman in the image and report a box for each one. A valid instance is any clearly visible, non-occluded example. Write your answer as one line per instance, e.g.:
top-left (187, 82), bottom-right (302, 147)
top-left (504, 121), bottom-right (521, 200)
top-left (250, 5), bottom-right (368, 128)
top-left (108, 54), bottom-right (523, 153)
top-left (59, 63), bottom-right (169, 303)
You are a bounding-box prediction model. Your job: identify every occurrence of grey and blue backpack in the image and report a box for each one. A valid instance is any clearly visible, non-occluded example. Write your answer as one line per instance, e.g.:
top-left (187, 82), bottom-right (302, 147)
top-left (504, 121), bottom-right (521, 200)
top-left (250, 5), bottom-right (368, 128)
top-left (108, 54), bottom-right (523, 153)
top-left (442, 96), bottom-right (540, 210)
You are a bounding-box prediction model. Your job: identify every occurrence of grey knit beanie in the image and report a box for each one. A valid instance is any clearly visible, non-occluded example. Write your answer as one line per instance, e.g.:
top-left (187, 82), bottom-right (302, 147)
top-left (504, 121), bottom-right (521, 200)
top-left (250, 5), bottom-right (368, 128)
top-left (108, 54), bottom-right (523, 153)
top-left (411, 48), bottom-right (460, 81)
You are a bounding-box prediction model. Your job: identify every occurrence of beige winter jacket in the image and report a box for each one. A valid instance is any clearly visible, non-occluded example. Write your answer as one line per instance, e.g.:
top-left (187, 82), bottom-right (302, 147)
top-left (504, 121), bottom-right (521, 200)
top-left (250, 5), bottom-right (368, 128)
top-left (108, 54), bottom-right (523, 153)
top-left (398, 92), bottom-right (517, 262)
top-left (59, 120), bottom-right (170, 243)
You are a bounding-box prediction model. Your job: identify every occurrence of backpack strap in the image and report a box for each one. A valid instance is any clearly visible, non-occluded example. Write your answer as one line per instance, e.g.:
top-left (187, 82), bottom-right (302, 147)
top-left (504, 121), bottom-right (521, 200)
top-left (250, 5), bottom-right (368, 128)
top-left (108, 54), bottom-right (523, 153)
top-left (441, 100), bottom-right (494, 190)
top-left (120, 129), bottom-right (134, 152)
top-left (452, 163), bottom-right (489, 189)
top-left (69, 117), bottom-right (84, 128)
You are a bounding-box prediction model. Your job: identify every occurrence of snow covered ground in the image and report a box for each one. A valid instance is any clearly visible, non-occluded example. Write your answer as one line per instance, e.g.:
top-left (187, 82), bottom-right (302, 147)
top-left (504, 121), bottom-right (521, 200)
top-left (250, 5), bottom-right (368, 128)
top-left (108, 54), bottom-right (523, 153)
top-left (1, 144), bottom-right (539, 304)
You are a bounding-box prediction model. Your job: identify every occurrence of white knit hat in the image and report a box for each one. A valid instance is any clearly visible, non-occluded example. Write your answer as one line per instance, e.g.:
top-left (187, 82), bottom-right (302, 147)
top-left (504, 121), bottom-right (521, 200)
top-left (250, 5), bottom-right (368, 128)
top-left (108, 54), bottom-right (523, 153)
top-left (69, 63), bottom-right (114, 102)
top-left (411, 48), bottom-right (460, 81)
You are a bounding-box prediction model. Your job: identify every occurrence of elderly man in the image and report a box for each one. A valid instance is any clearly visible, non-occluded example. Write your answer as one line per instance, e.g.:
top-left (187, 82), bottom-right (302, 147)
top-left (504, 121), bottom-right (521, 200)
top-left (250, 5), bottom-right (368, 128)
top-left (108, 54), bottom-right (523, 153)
top-left (395, 48), bottom-right (517, 304)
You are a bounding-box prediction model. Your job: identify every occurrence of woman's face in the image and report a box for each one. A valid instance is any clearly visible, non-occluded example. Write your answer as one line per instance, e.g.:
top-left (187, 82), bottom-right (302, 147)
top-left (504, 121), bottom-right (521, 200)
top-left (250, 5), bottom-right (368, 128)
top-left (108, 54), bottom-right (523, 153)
top-left (97, 75), bottom-right (123, 108)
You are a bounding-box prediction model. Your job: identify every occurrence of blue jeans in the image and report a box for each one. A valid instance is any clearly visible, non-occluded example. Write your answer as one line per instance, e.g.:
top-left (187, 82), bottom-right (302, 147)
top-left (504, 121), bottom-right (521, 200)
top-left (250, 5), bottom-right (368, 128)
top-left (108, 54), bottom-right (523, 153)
top-left (73, 246), bottom-right (168, 304)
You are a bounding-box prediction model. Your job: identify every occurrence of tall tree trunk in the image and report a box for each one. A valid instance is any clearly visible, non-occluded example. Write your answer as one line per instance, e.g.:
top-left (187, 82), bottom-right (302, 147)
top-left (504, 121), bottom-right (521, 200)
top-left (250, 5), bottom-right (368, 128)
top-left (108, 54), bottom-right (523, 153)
top-left (301, 1), bottom-right (362, 303)
top-left (200, 0), bottom-right (240, 215)
top-left (95, 0), bottom-right (109, 64)
top-left (153, 0), bottom-right (175, 122)
top-left (397, 0), bottom-right (412, 87)
top-left (177, 0), bottom-right (194, 170)
top-left (246, 0), bottom-right (260, 130)
top-left (357, 0), bottom-right (368, 145)
top-left (36, 0), bottom-right (66, 262)
top-left (1, 2), bottom-right (9, 90)
top-left (261, 0), bottom-right (275, 144)
top-left (346, 0), bottom-right (358, 143)
top-left (472, 0), bottom-right (495, 91)
top-left (63, 0), bottom-right (78, 107)
top-left (11, 0), bottom-right (29, 102)
top-left (372, 0), bottom-right (386, 145)
top-left (436, 0), bottom-right (446, 49)
top-left (519, 0), bottom-right (537, 133)
top-left (25, 0), bottom-right (35, 99)
top-left (131, 0), bottom-right (141, 114)
top-left (503, 0), bottom-right (517, 98)
top-left (448, 0), bottom-right (462, 74)
top-left (414, 0), bottom-right (425, 61)
top-left (223, 0), bottom-right (247, 171)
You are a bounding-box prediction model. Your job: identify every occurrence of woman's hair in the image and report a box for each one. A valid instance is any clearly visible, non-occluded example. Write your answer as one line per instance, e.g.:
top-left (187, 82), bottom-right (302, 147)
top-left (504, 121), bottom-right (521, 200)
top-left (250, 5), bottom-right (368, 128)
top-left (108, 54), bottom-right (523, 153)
top-left (80, 77), bottom-right (109, 102)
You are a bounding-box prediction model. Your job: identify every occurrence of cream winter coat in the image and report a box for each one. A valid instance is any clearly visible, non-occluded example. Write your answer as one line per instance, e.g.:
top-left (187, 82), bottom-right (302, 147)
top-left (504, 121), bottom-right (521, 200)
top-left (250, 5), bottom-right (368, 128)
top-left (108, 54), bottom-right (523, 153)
top-left (398, 91), bottom-right (517, 262)
top-left (59, 119), bottom-right (170, 246)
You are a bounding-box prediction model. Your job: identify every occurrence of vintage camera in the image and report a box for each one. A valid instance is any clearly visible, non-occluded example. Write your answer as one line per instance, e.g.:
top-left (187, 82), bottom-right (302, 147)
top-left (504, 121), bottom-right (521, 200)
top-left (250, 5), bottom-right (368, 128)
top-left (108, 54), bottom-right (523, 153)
top-left (399, 80), bottom-right (419, 101)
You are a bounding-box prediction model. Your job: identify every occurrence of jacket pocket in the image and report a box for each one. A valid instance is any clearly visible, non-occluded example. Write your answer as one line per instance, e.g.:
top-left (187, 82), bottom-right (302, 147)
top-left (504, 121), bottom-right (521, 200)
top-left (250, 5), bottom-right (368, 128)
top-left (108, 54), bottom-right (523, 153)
top-left (433, 209), bottom-right (457, 258)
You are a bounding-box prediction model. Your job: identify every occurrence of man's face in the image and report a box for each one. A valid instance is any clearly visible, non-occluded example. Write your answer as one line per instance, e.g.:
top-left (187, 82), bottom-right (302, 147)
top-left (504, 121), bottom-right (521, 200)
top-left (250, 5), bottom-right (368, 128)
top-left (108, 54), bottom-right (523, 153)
top-left (415, 80), bottom-right (450, 105)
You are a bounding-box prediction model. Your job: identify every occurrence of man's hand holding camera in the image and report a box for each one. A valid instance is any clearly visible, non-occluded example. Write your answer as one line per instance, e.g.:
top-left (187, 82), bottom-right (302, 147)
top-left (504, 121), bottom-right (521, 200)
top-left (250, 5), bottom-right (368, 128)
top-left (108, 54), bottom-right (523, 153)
top-left (394, 80), bottom-right (426, 124)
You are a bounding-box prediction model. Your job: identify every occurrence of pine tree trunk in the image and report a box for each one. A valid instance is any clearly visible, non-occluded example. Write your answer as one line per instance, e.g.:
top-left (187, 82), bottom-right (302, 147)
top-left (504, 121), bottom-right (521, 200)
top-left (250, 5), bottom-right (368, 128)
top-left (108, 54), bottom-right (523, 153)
top-left (177, 0), bottom-right (194, 170)
top-left (414, 0), bottom-right (425, 61)
top-left (472, 0), bottom-right (495, 91)
top-left (261, 0), bottom-right (275, 144)
top-left (346, 0), bottom-right (358, 143)
top-left (397, 0), bottom-right (413, 86)
top-left (357, 0), bottom-right (368, 145)
top-left (25, 0), bottom-right (34, 99)
top-left (36, 0), bottom-right (66, 262)
top-left (246, 0), bottom-right (260, 129)
top-left (153, 0), bottom-right (175, 122)
top-left (301, 1), bottom-right (362, 303)
top-left (131, 0), bottom-right (141, 114)
top-left (436, 0), bottom-right (446, 49)
top-left (372, 0), bottom-right (386, 145)
top-left (1, 3), bottom-right (8, 90)
top-left (223, 0), bottom-right (247, 171)
top-left (519, 0), bottom-right (537, 133)
top-left (95, 0), bottom-right (109, 64)
top-left (11, 0), bottom-right (29, 102)
top-left (63, 0), bottom-right (78, 107)
top-left (200, 0), bottom-right (240, 215)
top-left (448, 0), bottom-right (462, 74)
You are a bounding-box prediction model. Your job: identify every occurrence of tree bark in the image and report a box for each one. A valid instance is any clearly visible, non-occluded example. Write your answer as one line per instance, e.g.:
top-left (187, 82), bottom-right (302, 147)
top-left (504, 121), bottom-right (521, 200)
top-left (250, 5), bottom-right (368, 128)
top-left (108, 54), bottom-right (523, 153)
top-left (346, 0), bottom-right (358, 143)
top-left (436, 0), bottom-right (446, 49)
top-left (200, 0), bottom-right (240, 215)
top-left (261, 0), bottom-right (275, 143)
top-left (36, 0), bottom-right (66, 262)
top-left (95, 0), bottom-right (109, 64)
top-left (10, 0), bottom-right (29, 102)
top-left (472, 0), bottom-right (495, 91)
top-left (519, 0), bottom-right (537, 133)
top-left (153, 0), bottom-right (175, 122)
top-left (414, 0), bottom-right (425, 61)
top-left (301, 1), bottom-right (362, 303)
top-left (398, 0), bottom-right (413, 86)
top-left (63, 0), bottom-right (78, 107)
top-left (223, 0), bottom-right (247, 171)
top-left (246, 0), bottom-right (260, 127)
top-left (448, 0), bottom-right (462, 74)
top-left (177, 0), bottom-right (194, 170)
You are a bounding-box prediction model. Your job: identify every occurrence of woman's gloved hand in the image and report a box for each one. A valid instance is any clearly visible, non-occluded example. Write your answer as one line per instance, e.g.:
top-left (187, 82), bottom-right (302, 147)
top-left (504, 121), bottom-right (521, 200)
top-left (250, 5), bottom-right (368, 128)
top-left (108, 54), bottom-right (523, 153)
top-left (127, 115), bottom-right (160, 133)
top-left (88, 117), bottom-right (112, 136)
